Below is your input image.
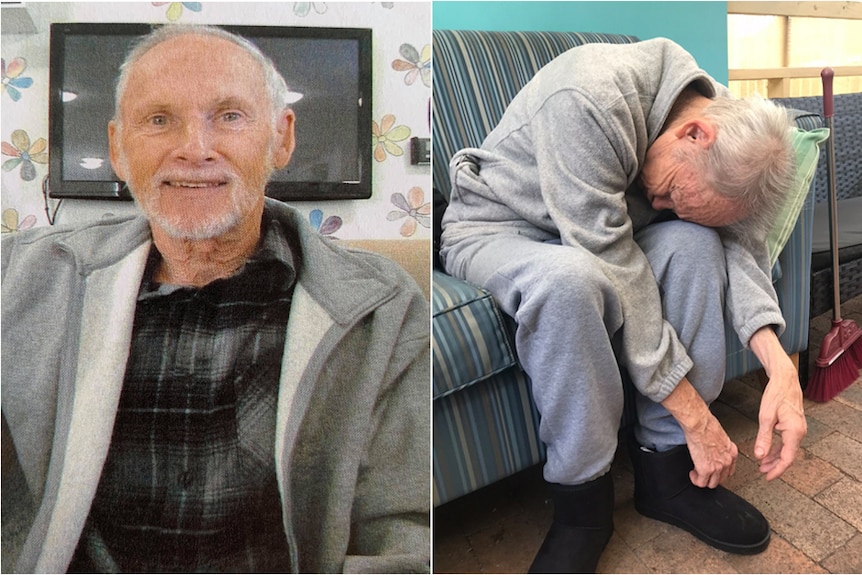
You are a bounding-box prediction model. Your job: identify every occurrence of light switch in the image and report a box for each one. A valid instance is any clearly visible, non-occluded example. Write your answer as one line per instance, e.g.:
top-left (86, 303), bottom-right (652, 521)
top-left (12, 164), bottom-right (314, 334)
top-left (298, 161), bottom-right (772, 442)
top-left (410, 137), bottom-right (431, 165)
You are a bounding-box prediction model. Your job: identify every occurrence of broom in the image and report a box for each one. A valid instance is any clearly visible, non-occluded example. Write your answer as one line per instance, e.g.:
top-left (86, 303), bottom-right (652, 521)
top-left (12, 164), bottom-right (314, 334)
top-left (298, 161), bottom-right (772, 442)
top-left (804, 67), bottom-right (862, 402)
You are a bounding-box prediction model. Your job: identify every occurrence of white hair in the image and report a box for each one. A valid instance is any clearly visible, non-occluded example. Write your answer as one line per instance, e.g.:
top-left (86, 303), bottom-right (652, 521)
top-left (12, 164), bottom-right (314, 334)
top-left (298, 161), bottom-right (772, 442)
top-left (113, 24), bottom-right (290, 124)
top-left (689, 94), bottom-right (796, 238)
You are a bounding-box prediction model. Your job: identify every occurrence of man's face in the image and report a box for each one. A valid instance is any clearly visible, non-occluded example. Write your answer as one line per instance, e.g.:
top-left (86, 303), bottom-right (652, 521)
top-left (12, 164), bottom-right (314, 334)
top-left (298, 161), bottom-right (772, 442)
top-left (109, 34), bottom-right (294, 240)
top-left (640, 133), bottom-right (747, 228)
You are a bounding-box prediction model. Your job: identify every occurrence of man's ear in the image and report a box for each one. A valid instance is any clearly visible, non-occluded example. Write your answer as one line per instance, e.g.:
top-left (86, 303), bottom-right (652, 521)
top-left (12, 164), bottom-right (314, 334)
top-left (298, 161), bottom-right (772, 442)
top-left (107, 120), bottom-right (127, 180)
top-left (674, 118), bottom-right (716, 150)
top-left (272, 109), bottom-right (296, 169)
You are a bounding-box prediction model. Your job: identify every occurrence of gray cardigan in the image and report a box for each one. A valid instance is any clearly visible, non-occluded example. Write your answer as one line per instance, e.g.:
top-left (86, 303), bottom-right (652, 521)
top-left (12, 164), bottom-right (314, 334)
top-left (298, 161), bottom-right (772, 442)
top-left (441, 38), bottom-right (785, 403)
top-left (1, 199), bottom-right (430, 573)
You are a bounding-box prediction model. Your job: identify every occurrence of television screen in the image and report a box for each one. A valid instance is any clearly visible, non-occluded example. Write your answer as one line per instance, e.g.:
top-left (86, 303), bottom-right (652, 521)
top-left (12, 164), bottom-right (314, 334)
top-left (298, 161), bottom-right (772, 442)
top-left (49, 23), bottom-right (372, 201)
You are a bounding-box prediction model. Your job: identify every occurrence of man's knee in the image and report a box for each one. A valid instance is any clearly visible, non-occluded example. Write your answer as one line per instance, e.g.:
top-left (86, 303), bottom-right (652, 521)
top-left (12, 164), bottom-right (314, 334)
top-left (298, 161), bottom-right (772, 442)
top-left (640, 221), bottom-right (726, 283)
top-left (510, 247), bottom-right (621, 332)
top-left (667, 221), bottom-right (724, 266)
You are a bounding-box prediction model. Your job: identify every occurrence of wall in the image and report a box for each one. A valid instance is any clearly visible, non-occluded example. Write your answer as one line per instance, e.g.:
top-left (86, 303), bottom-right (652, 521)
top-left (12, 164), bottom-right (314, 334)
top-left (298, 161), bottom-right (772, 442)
top-left (432, 1), bottom-right (728, 83)
top-left (1, 2), bottom-right (431, 240)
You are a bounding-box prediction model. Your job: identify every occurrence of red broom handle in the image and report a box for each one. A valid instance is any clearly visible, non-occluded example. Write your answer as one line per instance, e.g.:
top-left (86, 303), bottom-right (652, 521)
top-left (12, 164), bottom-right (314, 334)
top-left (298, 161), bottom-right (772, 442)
top-left (822, 68), bottom-right (834, 118)
top-left (821, 68), bottom-right (842, 322)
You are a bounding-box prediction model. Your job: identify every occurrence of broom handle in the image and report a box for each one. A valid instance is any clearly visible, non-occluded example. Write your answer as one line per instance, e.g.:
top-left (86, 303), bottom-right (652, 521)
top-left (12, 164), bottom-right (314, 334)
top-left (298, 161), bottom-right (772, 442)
top-left (822, 67), bottom-right (842, 322)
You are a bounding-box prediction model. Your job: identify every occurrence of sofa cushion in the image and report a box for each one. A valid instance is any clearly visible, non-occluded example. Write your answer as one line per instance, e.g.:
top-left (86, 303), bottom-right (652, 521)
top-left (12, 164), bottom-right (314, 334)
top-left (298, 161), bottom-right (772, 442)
top-left (811, 196), bottom-right (862, 271)
top-left (432, 270), bottom-right (518, 399)
top-left (433, 365), bottom-right (543, 505)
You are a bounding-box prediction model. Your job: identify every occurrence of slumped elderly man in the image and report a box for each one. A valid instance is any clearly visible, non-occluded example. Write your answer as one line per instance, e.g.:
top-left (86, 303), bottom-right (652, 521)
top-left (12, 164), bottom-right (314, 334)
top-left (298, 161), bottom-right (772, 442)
top-left (439, 37), bottom-right (806, 573)
top-left (2, 25), bottom-right (429, 573)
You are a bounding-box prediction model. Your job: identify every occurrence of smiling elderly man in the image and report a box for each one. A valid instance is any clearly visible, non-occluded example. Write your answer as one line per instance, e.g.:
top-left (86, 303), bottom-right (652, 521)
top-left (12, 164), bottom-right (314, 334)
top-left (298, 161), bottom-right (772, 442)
top-left (439, 38), bottom-right (806, 573)
top-left (1, 25), bottom-right (429, 573)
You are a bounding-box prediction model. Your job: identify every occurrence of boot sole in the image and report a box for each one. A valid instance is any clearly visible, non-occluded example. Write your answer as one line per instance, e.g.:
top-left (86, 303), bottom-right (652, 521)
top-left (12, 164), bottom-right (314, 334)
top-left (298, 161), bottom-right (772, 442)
top-left (634, 500), bottom-right (771, 555)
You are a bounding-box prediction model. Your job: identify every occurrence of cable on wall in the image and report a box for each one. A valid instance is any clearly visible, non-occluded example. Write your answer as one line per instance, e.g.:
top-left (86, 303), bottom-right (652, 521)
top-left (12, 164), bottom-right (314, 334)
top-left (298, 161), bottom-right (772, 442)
top-left (42, 175), bottom-right (63, 225)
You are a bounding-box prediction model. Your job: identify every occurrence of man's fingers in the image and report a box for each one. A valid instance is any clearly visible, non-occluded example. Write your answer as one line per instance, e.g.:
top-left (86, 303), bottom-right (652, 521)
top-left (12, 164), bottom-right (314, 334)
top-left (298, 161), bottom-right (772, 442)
top-left (762, 434), bottom-right (801, 481)
top-left (724, 457), bottom-right (737, 484)
top-left (690, 469), bottom-right (720, 489)
top-left (763, 449), bottom-right (791, 480)
top-left (690, 457), bottom-right (735, 489)
top-left (754, 414), bottom-right (776, 460)
top-left (756, 400), bottom-right (805, 480)
top-left (764, 459), bottom-right (791, 481)
top-left (758, 440), bottom-right (781, 470)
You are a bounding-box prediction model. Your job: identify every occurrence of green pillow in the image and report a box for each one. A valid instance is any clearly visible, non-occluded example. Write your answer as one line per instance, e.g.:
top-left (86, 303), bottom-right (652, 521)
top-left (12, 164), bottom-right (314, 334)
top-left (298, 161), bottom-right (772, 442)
top-left (766, 126), bottom-right (830, 266)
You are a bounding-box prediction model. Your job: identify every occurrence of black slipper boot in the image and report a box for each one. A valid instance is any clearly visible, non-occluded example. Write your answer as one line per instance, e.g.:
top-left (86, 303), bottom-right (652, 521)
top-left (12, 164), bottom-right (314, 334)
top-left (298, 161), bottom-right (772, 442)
top-left (528, 473), bottom-right (614, 574)
top-left (628, 440), bottom-right (770, 555)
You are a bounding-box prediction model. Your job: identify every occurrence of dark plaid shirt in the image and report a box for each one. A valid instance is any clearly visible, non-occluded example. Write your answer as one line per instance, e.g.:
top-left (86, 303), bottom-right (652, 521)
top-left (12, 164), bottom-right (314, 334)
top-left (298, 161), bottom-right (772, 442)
top-left (71, 218), bottom-right (298, 573)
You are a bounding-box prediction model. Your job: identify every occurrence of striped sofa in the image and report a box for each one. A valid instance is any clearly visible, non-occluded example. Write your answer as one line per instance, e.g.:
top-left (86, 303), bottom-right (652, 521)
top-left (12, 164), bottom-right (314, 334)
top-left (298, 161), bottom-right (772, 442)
top-left (431, 29), bottom-right (821, 506)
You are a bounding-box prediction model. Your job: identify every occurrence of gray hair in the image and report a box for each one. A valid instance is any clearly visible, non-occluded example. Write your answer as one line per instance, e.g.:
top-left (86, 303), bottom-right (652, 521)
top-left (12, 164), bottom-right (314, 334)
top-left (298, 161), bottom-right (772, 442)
top-left (113, 24), bottom-right (290, 124)
top-left (689, 94), bottom-right (796, 238)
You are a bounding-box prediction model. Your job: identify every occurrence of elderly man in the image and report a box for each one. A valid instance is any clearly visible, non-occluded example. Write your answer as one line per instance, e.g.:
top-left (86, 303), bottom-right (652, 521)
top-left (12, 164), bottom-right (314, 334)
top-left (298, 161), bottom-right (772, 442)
top-left (2, 25), bottom-right (429, 573)
top-left (439, 38), bottom-right (806, 573)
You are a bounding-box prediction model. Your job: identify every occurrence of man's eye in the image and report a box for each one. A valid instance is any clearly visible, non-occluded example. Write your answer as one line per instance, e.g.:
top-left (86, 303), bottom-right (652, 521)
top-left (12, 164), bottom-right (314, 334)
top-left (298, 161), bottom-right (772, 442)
top-left (221, 111), bottom-right (243, 122)
top-left (148, 115), bottom-right (169, 126)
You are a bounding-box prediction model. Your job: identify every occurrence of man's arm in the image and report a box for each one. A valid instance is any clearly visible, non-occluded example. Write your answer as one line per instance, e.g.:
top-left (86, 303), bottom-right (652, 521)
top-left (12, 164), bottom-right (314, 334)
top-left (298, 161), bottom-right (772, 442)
top-left (717, 226), bottom-right (806, 481)
top-left (660, 377), bottom-right (738, 488)
top-left (748, 326), bottom-right (807, 480)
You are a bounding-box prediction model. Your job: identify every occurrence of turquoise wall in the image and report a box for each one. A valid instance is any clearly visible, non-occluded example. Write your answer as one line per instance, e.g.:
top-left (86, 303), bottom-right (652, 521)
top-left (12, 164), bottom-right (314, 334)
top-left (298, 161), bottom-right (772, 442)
top-left (432, 1), bottom-right (728, 84)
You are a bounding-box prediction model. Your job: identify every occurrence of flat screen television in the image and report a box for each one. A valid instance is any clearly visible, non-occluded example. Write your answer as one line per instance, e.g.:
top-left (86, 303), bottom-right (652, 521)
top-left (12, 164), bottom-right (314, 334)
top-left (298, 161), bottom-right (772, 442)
top-left (48, 23), bottom-right (372, 201)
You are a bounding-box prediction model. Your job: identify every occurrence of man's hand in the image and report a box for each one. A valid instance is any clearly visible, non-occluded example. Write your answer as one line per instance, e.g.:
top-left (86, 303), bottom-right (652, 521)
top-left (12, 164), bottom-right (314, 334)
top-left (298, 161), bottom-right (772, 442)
top-left (753, 368), bottom-right (806, 480)
top-left (683, 410), bottom-right (738, 488)
top-left (750, 327), bottom-right (807, 480)
top-left (661, 377), bottom-right (738, 488)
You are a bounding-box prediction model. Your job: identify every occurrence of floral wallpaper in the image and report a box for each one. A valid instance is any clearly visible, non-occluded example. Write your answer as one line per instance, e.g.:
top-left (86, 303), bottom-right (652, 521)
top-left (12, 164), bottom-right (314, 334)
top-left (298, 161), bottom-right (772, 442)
top-left (1, 2), bottom-right (431, 240)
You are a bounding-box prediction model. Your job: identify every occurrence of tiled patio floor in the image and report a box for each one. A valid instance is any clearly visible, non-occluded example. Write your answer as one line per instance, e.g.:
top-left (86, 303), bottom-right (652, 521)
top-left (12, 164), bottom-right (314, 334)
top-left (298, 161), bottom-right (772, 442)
top-left (433, 295), bottom-right (862, 574)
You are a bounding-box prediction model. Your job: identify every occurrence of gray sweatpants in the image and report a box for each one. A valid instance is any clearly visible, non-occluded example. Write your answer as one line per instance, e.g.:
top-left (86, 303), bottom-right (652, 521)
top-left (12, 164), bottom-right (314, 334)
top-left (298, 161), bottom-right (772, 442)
top-left (443, 217), bottom-right (728, 486)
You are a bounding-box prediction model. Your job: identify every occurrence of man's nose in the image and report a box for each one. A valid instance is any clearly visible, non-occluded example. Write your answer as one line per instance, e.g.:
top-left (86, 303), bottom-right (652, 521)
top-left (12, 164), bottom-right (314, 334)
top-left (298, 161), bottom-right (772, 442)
top-left (174, 119), bottom-right (216, 163)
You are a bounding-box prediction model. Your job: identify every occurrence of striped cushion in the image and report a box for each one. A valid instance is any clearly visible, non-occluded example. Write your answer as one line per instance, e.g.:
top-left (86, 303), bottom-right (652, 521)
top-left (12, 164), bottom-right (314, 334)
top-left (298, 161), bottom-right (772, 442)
top-left (432, 270), bottom-right (517, 398)
top-left (433, 365), bottom-right (544, 506)
top-left (432, 29), bottom-right (640, 200)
